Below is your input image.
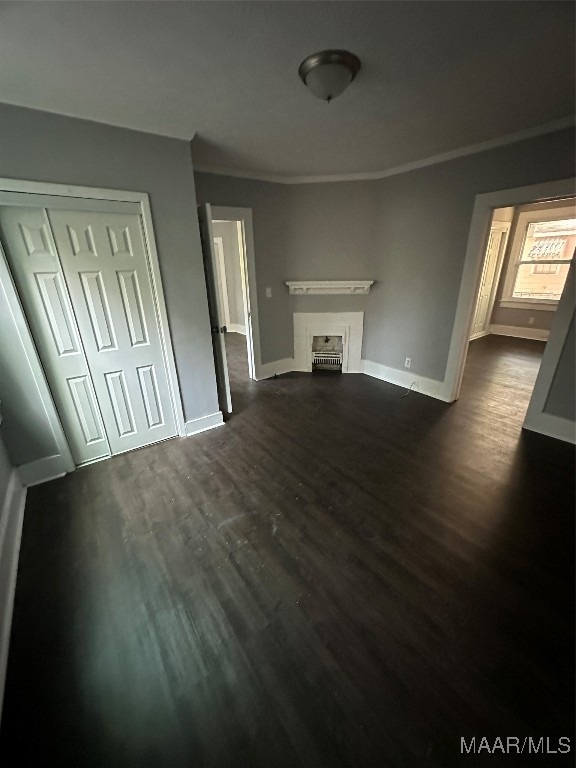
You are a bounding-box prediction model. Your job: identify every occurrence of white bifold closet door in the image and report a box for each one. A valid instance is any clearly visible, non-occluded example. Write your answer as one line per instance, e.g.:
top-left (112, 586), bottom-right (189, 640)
top-left (0, 205), bottom-right (177, 466)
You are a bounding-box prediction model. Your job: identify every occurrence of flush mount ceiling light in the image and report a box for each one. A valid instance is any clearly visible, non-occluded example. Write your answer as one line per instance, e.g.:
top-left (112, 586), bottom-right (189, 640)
top-left (298, 49), bottom-right (361, 102)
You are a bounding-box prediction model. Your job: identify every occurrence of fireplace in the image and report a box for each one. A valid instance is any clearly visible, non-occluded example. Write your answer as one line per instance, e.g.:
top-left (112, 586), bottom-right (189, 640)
top-left (293, 313), bottom-right (364, 373)
top-left (312, 335), bottom-right (343, 372)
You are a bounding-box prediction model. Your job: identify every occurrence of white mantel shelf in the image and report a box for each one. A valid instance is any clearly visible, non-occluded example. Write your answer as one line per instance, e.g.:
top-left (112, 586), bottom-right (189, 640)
top-left (286, 280), bottom-right (374, 296)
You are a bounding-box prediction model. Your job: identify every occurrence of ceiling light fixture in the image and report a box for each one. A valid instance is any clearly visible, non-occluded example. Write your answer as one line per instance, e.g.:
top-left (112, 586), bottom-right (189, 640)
top-left (298, 49), bottom-right (361, 103)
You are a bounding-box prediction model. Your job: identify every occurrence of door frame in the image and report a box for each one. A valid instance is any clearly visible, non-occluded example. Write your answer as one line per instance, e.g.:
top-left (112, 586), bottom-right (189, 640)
top-left (211, 206), bottom-right (260, 380)
top-left (443, 176), bottom-right (575, 441)
top-left (0, 178), bottom-right (187, 477)
top-left (469, 220), bottom-right (511, 341)
top-left (523, 261), bottom-right (575, 442)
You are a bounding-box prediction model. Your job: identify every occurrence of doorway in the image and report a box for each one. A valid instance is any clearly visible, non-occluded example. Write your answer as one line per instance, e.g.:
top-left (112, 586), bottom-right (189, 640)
top-left (212, 219), bottom-right (251, 388)
top-left (0, 187), bottom-right (184, 469)
top-left (198, 204), bottom-right (260, 416)
top-left (459, 192), bottom-right (575, 429)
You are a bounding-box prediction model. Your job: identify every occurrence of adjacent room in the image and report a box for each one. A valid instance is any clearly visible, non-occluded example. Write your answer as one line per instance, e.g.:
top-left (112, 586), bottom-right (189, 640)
top-left (0, 3), bottom-right (574, 767)
top-left (462, 198), bottom-right (576, 430)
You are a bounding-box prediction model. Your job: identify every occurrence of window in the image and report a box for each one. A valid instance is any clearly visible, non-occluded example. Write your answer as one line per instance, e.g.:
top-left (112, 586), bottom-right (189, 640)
top-left (501, 204), bottom-right (576, 310)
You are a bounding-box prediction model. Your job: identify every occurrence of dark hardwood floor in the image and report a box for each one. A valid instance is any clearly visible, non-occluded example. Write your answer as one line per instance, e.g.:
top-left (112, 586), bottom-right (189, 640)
top-left (1, 334), bottom-right (574, 767)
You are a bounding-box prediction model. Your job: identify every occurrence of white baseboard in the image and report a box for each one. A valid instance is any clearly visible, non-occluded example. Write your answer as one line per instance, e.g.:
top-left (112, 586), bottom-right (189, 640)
top-left (361, 359), bottom-right (450, 402)
top-left (489, 324), bottom-right (550, 341)
top-left (0, 469), bottom-right (26, 724)
top-left (184, 411), bottom-right (224, 437)
top-left (17, 454), bottom-right (69, 488)
top-left (227, 324), bottom-right (246, 335)
top-left (469, 330), bottom-right (490, 341)
top-left (256, 358), bottom-right (294, 380)
top-left (523, 411), bottom-right (575, 444)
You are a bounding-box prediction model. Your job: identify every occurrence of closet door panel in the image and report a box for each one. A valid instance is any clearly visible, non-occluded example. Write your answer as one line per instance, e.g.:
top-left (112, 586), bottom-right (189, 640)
top-left (48, 209), bottom-right (177, 454)
top-left (0, 206), bottom-right (111, 465)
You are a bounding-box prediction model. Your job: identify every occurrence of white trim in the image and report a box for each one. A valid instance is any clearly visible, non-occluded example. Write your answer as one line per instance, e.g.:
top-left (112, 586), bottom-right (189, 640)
top-left (523, 412), bottom-right (575, 444)
top-left (0, 467), bottom-right (26, 724)
top-left (194, 117), bottom-right (575, 185)
top-left (443, 177), bottom-right (576, 404)
top-left (469, 330), bottom-right (490, 341)
top-left (228, 324), bottom-right (246, 335)
top-left (523, 264), bottom-right (575, 444)
top-left (361, 359), bottom-right (449, 401)
top-left (499, 300), bottom-right (557, 311)
top-left (0, 178), bottom-right (150, 203)
top-left (17, 456), bottom-right (68, 487)
top-left (184, 411), bottom-right (224, 436)
top-left (488, 324), bottom-right (550, 341)
top-left (211, 207), bottom-right (260, 381)
top-left (256, 358), bottom-right (295, 380)
top-left (500, 202), bottom-right (575, 307)
top-left (286, 280), bottom-right (374, 295)
top-left (0, 192), bottom-right (141, 215)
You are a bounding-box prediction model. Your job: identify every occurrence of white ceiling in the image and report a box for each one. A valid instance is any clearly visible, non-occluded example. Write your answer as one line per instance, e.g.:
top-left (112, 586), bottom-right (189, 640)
top-left (0, 1), bottom-right (573, 180)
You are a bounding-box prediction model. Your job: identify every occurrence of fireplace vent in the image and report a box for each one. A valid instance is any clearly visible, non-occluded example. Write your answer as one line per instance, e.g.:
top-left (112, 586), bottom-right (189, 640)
top-left (312, 352), bottom-right (343, 372)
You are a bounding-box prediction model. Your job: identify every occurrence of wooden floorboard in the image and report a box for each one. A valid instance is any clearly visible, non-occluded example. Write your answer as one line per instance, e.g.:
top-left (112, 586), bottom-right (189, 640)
top-left (1, 334), bottom-right (574, 767)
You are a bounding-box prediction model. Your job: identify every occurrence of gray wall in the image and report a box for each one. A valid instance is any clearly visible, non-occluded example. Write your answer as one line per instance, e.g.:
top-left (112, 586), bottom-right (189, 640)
top-left (0, 103), bottom-right (219, 456)
top-left (194, 175), bottom-right (379, 360)
top-left (194, 173), bottom-right (293, 362)
top-left (197, 128), bottom-right (574, 381)
top-left (283, 180), bottom-right (377, 346)
top-left (545, 310), bottom-right (575, 422)
top-left (212, 221), bottom-right (244, 328)
top-left (365, 128), bottom-right (575, 380)
top-left (491, 305), bottom-right (556, 332)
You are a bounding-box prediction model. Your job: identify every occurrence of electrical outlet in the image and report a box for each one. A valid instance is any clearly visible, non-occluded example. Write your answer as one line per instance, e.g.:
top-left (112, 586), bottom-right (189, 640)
top-left (405, 357), bottom-right (412, 369)
top-left (528, 316), bottom-right (534, 325)
top-left (265, 287), bottom-right (272, 298)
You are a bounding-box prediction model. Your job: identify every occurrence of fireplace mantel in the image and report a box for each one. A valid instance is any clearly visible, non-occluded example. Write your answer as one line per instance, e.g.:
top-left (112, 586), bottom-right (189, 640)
top-left (286, 280), bottom-right (374, 295)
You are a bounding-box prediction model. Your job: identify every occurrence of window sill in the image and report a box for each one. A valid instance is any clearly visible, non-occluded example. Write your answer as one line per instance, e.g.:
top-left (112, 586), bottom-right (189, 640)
top-left (499, 300), bottom-right (558, 312)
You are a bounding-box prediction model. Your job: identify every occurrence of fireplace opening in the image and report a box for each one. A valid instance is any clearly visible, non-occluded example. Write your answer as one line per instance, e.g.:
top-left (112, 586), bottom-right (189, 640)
top-left (312, 335), bottom-right (343, 373)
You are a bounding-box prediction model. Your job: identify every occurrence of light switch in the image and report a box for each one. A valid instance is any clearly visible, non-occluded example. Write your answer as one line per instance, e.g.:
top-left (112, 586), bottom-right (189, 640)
top-left (266, 287), bottom-right (272, 298)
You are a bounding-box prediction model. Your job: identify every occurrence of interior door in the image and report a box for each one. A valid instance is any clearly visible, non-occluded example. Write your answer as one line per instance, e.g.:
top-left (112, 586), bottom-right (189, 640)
top-left (0, 206), bottom-right (111, 465)
top-left (48, 208), bottom-right (177, 456)
top-left (471, 224), bottom-right (510, 339)
top-left (198, 204), bottom-right (232, 414)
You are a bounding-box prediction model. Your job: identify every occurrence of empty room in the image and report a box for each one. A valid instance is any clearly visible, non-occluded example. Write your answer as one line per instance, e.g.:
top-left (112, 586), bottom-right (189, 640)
top-left (0, 2), bottom-right (574, 767)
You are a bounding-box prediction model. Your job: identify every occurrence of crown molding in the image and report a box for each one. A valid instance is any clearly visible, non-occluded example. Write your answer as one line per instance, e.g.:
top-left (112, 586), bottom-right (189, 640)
top-left (193, 116), bottom-right (575, 186)
top-left (192, 164), bottom-right (289, 184)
